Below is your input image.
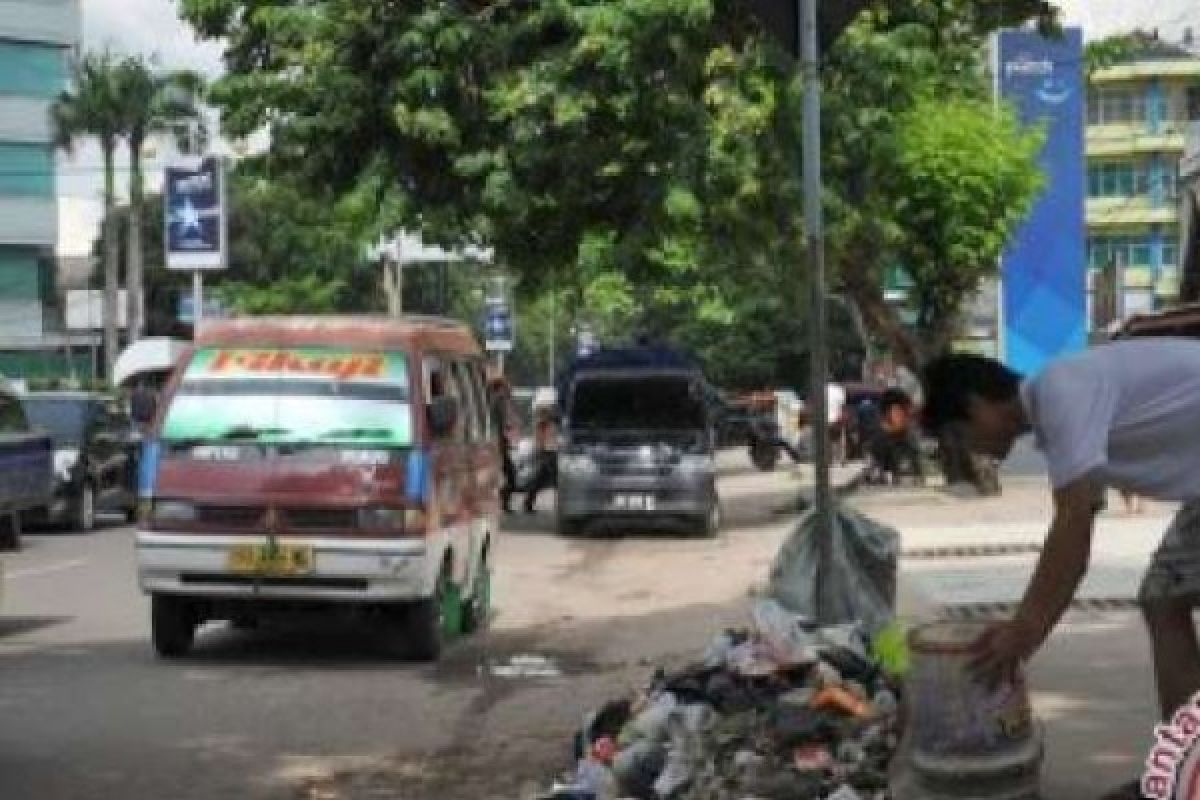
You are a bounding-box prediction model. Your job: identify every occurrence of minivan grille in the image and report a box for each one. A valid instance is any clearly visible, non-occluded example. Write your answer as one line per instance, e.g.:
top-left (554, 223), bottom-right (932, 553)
top-left (285, 508), bottom-right (358, 530)
top-left (196, 505), bottom-right (264, 529)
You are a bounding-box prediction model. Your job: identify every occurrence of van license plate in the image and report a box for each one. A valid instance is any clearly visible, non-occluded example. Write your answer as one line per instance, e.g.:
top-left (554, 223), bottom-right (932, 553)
top-left (228, 544), bottom-right (314, 576)
top-left (612, 494), bottom-right (656, 512)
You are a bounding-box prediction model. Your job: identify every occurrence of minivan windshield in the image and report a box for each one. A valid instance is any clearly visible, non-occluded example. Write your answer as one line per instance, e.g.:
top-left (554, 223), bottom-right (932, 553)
top-left (570, 374), bottom-right (706, 431)
top-left (161, 347), bottom-right (413, 447)
top-left (23, 396), bottom-right (91, 446)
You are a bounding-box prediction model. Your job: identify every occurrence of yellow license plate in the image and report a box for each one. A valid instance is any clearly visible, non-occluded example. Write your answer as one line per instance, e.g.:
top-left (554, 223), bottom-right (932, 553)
top-left (227, 543), bottom-right (314, 576)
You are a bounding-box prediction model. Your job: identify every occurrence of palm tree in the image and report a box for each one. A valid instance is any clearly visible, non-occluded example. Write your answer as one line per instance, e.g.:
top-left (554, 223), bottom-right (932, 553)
top-left (51, 51), bottom-right (126, 380)
top-left (116, 57), bottom-right (206, 342)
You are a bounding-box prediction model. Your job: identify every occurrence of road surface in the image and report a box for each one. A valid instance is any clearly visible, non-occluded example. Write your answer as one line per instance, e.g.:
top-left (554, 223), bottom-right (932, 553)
top-left (0, 454), bottom-right (1172, 799)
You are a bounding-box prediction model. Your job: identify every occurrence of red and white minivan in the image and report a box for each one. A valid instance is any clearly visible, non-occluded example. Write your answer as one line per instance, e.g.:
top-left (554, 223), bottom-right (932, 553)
top-left (136, 316), bottom-right (499, 660)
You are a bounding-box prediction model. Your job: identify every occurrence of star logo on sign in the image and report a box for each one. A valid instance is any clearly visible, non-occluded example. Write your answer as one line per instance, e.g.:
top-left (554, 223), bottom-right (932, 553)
top-left (174, 198), bottom-right (203, 235)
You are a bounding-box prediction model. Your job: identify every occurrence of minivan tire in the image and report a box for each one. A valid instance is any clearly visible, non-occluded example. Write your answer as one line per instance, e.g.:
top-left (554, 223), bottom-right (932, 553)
top-left (695, 501), bottom-right (721, 538)
top-left (405, 569), bottom-right (458, 662)
top-left (462, 559), bottom-right (491, 634)
top-left (152, 594), bottom-right (196, 658)
top-left (0, 512), bottom-right (20, 551)
top-left (75, 483), bottom-right (96, 533)
top-left (750, 439), bottom-right (779, 472)
top-left (555, 511), bottom-right (582, 537)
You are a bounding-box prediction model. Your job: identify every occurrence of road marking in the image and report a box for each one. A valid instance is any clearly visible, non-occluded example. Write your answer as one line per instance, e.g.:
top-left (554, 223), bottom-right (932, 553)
top-left (6, 559), bottom-right (88, 580)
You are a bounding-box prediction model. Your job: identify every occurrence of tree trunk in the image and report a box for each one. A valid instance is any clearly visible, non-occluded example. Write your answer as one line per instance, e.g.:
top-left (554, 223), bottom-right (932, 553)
top-left (102, 140), bottom-right (120, 382)
top-left (841, 259), bottom-right (922, 371)
top-left (127, 133), bottom-right (145, 342)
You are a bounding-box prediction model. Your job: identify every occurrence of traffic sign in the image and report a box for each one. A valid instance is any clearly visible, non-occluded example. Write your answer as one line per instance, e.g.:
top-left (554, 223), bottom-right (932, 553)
top-left (484, 302), bottom-right (513, 352)
top-left (164, 157), bottom-right (228, 271)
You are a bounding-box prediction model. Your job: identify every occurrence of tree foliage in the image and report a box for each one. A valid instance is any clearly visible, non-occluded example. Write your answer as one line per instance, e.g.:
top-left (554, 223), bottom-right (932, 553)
top-left (181, 0), bottom-right (1053, 382)
top-left (51, 51), bottom-right (127, 377)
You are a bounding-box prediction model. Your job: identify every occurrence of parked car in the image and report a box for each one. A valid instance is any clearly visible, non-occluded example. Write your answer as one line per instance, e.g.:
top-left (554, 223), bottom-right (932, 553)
top-left (0, 384), bottom-right (53, 549)
top-left (556, 347), bottom-right (719, 537)
top-left (21, 391), bottom-right (139, 531)
top-left (136, 315), bottom-right (499, 661)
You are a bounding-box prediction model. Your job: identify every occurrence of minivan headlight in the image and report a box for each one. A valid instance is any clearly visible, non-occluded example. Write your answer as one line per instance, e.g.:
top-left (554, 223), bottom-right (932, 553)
top-left (678, 454), bottom-right (715, 475)
top-left (559, 453), bottom-right (597, 476)
top-left (152, 500), bottom-right (197, 524)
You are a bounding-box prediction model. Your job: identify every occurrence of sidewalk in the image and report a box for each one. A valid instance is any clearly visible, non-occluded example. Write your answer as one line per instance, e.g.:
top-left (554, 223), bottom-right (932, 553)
top-left (862, 477), bottom-right (1169, 799)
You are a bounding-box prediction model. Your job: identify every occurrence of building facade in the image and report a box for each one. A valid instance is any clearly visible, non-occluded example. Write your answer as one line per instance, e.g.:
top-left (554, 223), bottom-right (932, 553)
top-left (1086, 57), bottom-right (1200, 326)
top-left (0, 0), bottom-right (83, 381)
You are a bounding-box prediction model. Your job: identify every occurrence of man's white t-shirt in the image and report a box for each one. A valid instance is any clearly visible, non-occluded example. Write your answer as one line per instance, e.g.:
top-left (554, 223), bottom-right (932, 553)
top-left (1021, 338), bottom-right (1200, 499)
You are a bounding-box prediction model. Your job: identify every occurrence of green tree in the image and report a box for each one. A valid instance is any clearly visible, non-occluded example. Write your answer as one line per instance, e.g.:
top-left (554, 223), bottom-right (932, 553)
top-left (115, 57), bottom-right (206, 342)
top-left (824, 13), bottom-right (1045, 368)
top-left (886, 96), bottom-right (1044, 357)
top-left (180, 0), bottom-right (1055, 379)
top-left (51, 51), bottom-right (126, 378)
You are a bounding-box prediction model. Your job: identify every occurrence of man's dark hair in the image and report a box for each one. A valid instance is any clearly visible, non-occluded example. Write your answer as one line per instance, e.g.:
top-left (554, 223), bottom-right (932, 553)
top-left (879, 388), bottom-right (913, 416)
top-left (921, 354), bottom-right (1022, 434)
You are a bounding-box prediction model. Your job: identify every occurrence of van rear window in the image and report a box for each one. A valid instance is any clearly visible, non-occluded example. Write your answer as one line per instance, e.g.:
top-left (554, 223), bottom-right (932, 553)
top-left (162, 348), bottom-right (413, 447)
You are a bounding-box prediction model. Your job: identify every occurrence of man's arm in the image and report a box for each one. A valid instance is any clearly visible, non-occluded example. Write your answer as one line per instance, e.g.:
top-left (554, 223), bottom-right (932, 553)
top-left (971, 478), bottom-right (1098, 685)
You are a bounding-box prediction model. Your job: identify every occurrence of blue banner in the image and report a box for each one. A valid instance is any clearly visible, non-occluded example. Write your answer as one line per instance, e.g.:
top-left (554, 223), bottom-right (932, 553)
top-left (997, 29), bottom-right (1086, 376)
top-left (164, 157), bottom-right (227, 270)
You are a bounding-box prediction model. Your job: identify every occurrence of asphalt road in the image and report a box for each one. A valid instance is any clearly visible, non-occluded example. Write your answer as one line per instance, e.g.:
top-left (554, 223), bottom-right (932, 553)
top-left (2, 453), bottom-right (1164, 800)
top-left (0, 456), bottom-right (807, 800)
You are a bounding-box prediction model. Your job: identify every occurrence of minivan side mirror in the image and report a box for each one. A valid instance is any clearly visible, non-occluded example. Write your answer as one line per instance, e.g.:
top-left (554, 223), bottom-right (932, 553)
top-left (428, 397), bottom-right (459, 439)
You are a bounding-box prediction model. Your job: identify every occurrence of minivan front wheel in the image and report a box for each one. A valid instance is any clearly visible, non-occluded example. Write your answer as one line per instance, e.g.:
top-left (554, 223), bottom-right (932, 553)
top-left (75, 483), bottom-right (96, 532)
top-left (695, 501), bottom-right (721, 538)
top-left (405, 568), bottom-right (462, 662)
top-left (151, 595), bottom-right (196, 658)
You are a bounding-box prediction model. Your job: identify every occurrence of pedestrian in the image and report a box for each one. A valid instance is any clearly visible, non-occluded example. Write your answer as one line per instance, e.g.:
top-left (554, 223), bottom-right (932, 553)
top-left (921, 340), bottom-right (1200, 800)
top-left (487, 373), bottom-right (518, 513)
top-left (868, 388), bottom-right (923, 484)
top-left (524, 404), bottom-right (559, 513)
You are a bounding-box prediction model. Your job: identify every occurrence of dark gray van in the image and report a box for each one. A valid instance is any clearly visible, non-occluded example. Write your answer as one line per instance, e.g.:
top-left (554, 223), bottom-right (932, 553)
top-left (555, 351), bottom-right (719, 537)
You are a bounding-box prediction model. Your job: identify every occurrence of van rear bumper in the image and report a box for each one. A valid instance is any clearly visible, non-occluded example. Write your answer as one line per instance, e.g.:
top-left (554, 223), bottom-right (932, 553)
top-left (136, 531), bottom-right (432, 602)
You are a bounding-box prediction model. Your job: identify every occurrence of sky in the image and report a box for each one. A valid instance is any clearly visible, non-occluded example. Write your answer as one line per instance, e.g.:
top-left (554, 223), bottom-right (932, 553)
top-left (55, 0), bottom-right (1200, 256)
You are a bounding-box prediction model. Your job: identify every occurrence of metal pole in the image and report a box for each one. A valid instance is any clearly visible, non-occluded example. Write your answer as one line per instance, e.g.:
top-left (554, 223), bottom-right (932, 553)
top-left (800, 0), bottom-right (834, 621)
top-left (549, 281), bottom-right (557, 386)
top-left (193, 271), bottom-right (204, 331)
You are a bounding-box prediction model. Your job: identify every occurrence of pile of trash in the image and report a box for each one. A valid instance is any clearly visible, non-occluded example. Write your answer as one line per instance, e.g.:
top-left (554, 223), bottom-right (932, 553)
top-left (537, 598), bottom-right (905, 800)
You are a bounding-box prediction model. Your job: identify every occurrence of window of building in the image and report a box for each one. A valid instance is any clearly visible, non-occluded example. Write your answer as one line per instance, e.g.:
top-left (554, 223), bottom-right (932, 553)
top-left (1088, 162), bottom-right (1139, 198)
top-left (1089, 88), bottom-right (1144, 125)
top-left (0, 144), bottom-right (54, 197)
top-left (1163, 241), bottom-right (1180, 267)
top-left (0, 42), bottom-right (67, 98)
top-left (1089, 235), bottom-right (1157, 269)
top-left (1188, 86), bottom-right (1200, 121)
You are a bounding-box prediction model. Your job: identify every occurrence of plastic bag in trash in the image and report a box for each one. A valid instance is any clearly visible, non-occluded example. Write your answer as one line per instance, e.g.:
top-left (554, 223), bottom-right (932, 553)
top-left (751, 598), bottom-right (821, 667)
top-left (767, 507), bottom-right (899, 636)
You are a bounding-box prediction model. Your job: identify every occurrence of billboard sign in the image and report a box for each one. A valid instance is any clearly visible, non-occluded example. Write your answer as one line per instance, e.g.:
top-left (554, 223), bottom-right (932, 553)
top-left (997, 28), bottom-right (1086, 376)
top-left (164, 157), bottom-right (228, 271)
top-left (484, 300), bottom-right (513, 353)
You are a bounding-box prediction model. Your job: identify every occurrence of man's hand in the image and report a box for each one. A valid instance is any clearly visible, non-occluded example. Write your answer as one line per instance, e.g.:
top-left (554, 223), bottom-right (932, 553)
top-left (969, 619), bottom-right (1039, 689)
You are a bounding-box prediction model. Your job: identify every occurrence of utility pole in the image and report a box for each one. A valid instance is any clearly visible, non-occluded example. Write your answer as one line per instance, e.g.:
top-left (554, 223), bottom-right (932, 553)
top-left (801, 0), bottom-right (834, 620)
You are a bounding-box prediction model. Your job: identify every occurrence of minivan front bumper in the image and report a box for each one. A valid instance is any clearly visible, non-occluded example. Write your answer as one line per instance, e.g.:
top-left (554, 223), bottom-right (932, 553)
top-left (136, 531), bottom-right (433, 602)
top-left (557, 470), bottom-right (716, 523)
